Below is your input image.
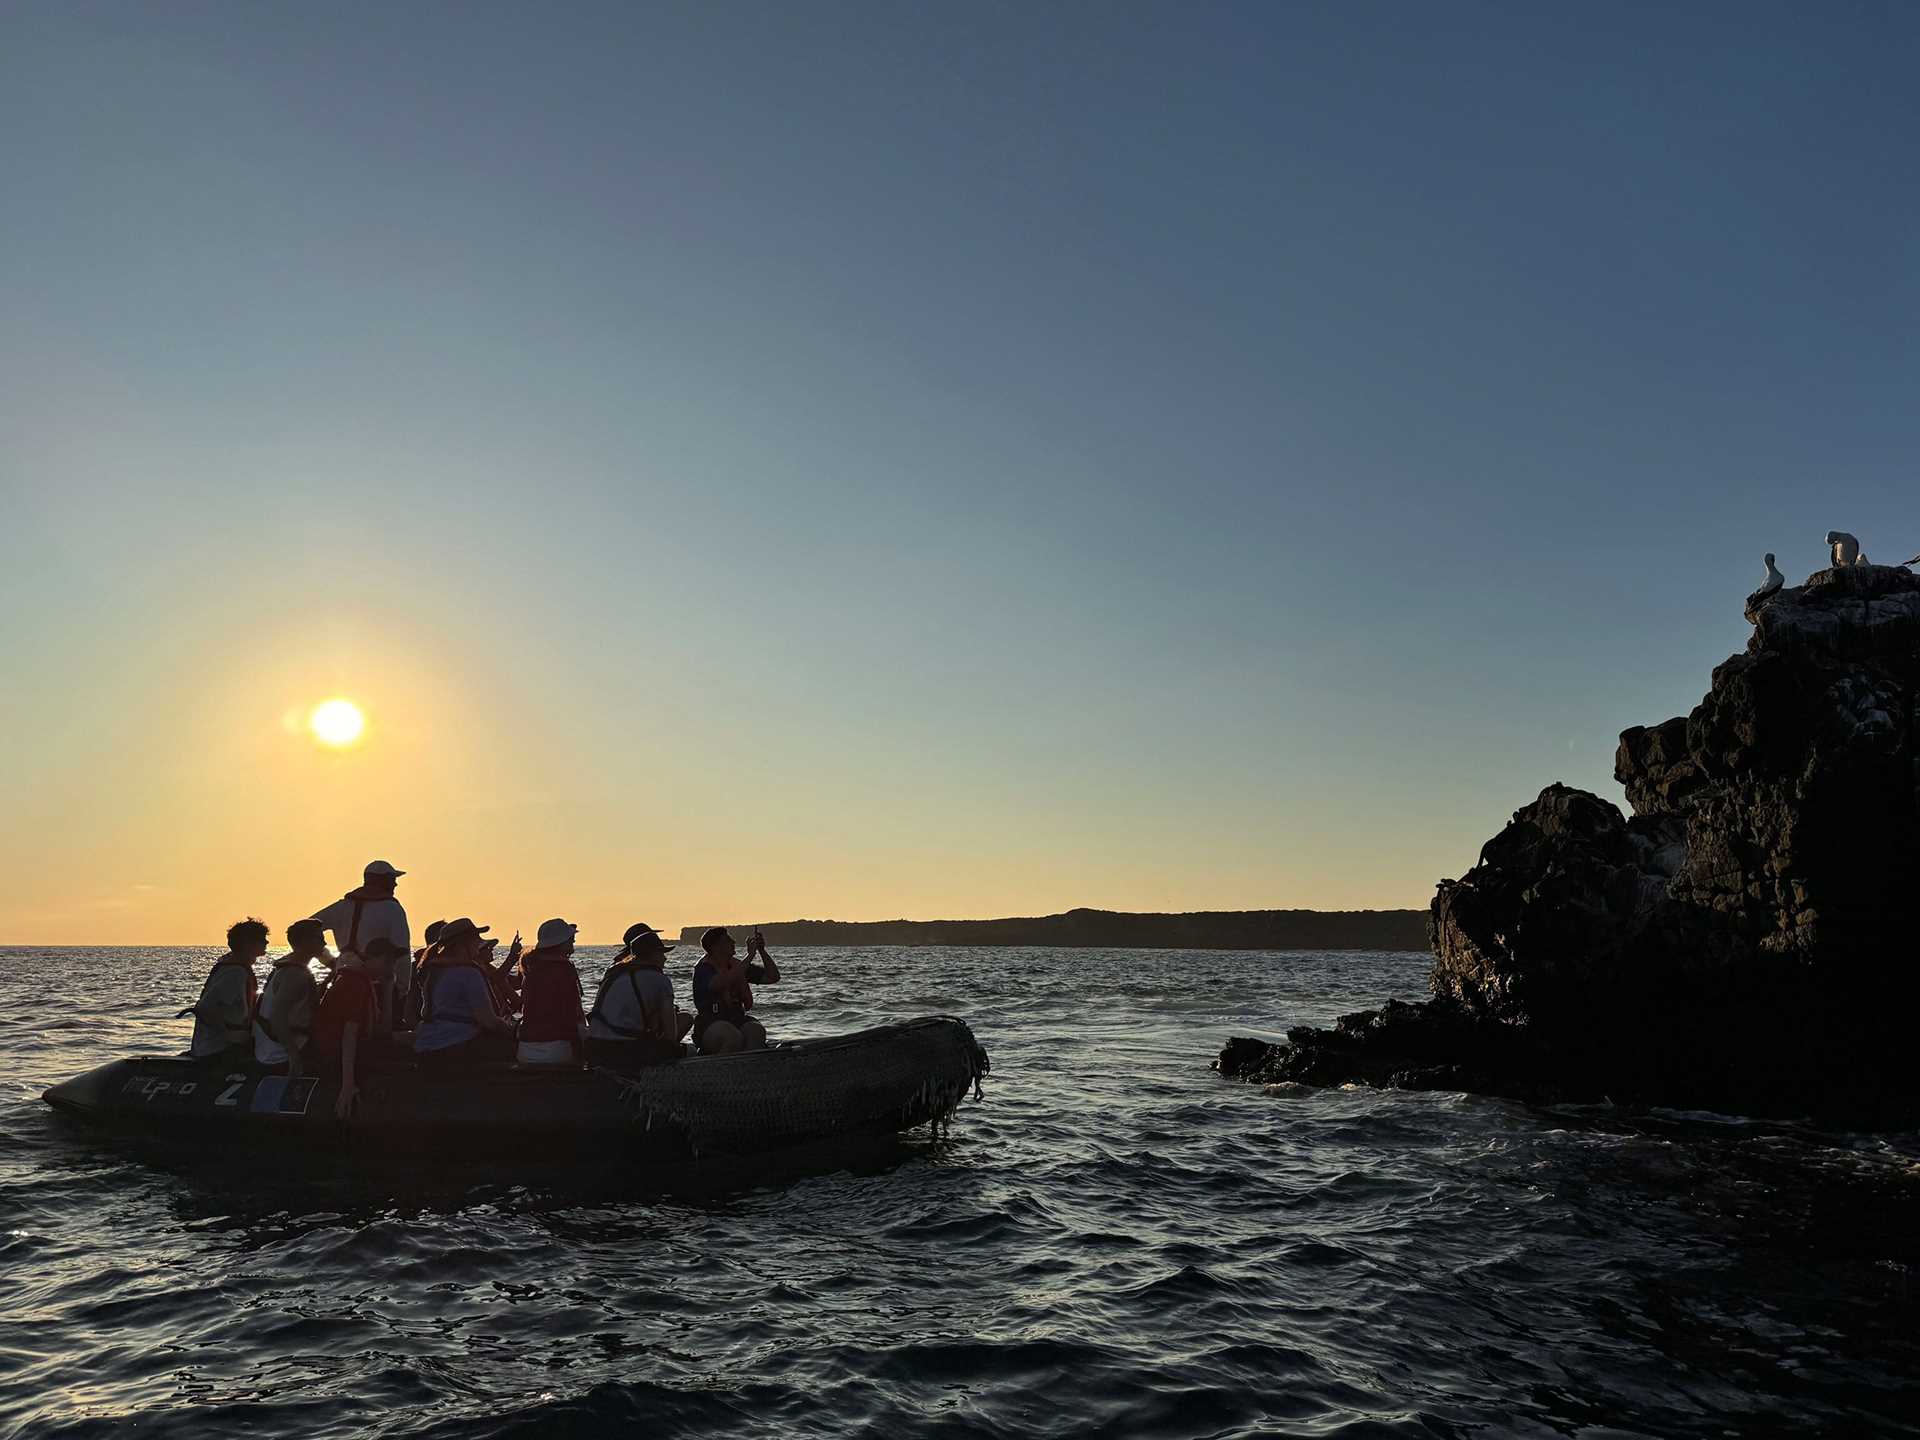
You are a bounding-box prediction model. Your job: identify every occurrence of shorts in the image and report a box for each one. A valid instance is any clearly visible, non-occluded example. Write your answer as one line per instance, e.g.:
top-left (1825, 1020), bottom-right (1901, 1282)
top-left (515, 1038), bottom-right (577, 1066)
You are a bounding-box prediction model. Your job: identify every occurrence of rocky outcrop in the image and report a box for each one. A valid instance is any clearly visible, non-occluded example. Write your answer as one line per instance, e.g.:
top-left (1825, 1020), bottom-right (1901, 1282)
top-left (1219, 564), bottom-right (1920, 1126)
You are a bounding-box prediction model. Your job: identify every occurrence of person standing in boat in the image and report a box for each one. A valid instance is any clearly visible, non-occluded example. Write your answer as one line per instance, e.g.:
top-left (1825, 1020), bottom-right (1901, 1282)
top-left (515, 918), bottom-right (587, 1065)
top-left (255, 918), bottom-right (328, 1076)
top-left (692, 927), bottom-right (780, 1054)
top-left (310, 937), bottom-right (401, 1118)
top-left (586, 922), bottom-right (690, 1066)
top-left (309, 860), bottom-right (411, 1036)
top-left (181, 918), bottom-right (266, 1060)
top-left (412, 917), bottom-right (517, 1063)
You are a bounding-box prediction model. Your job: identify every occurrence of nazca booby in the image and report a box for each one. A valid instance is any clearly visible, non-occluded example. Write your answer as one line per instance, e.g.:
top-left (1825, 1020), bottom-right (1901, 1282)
top-left (1746, 553), bottom-right (1785, 610)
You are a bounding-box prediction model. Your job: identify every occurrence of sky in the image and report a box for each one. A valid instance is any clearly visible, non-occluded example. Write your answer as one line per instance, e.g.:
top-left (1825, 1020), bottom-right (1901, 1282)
top-left (2, 2), bottom-right (1917, 943)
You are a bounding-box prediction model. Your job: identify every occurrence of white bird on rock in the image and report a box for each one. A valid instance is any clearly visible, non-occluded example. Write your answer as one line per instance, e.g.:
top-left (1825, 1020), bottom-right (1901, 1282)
top-left (1746, 553), bottom-right (1785, 612)
top-left (1826, 530), bottom-right (1863, 567)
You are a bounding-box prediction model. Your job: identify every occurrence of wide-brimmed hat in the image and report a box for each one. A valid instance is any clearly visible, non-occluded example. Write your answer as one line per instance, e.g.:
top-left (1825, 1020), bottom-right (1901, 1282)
top-left (621, 922), bottom-right (675, 956)
top-left (534, 917), bottom-right (578, 951)
top-left (437, 917), bottom-right (489, 946)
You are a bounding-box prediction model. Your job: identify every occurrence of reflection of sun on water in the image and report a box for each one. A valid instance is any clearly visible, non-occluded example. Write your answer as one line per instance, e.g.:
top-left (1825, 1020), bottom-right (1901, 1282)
top-left (310, 698), bottom-right (365, 747)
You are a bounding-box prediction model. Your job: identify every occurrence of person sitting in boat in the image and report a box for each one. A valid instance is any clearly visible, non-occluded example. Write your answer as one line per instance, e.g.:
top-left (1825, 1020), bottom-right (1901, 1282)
top-left (692, 927), bottom-right (781, 1055)
top-left (479, 930), bottom-right (526, 1015)
top-left (180, 918), bottom-right (266, 1060)
top-left (255, 918), bottom-right (327, 1076)
top-left (311, 936), bottom-right (401, 1118)
top-left (585, 922), bottom-right (690, 1067)
top-left (413, 917), bottom-right (517, 1063)
top-left (515, 918), bottom-right (587, 1066)
top-left (309, 860), bottom-right (411, 1041)
top-left (403, 918), bottom-right (448, 1029)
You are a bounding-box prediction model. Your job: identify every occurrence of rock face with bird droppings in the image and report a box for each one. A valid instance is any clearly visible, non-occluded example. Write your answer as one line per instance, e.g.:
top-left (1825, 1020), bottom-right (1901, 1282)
top-left (1219, 563), bottom-right (1920, 1126)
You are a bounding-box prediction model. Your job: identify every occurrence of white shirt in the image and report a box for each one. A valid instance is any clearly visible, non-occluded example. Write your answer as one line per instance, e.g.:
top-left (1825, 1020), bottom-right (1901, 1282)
top-left (588, 964), bottom-right (677, 1041)
top-left (253, 960), bottom-right (317, 1065)
top-left (312, 893), bottom-right (410, 1014)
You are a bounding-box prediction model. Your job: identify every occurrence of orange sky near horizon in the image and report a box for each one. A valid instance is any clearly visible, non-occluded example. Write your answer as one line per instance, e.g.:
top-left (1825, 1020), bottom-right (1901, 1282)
top-left (0, 605), bottom-right (1477, 946)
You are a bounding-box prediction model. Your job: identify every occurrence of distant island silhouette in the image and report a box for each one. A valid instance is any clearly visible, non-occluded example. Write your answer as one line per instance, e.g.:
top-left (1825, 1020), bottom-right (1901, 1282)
top-left (676, 907), bottom-right (1427, 951)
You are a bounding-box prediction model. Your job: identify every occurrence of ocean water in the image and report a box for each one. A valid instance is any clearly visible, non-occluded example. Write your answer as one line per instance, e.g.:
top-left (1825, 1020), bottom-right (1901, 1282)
top-left (2, 946), bottom-right (1917, 1439)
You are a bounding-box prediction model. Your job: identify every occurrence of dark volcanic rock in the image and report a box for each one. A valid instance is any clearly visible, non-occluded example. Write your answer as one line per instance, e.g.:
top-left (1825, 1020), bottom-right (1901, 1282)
top-left (1219, 563), bottom-right (1920, 1126)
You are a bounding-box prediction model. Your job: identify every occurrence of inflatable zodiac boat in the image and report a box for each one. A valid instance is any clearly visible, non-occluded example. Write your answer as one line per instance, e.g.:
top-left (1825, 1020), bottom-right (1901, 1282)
top-left (42, 1016), bottom-right (989, 1163)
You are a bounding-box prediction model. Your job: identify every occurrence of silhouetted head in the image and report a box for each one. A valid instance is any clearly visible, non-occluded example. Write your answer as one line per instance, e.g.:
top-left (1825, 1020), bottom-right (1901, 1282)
top-left (287, 918), bottom-right (327, 957)
top-left (1765, 553), bottom-right (1775, 565)
top-left (362, 859), bottom-right (404, 896)
top-left (622, 922), bottom-right (675, 959)
top-left (533, 917), bottom-right (578, 956)
top-left (436, 917), bottom-right (489, 957)
top-left (227, 917), bottom-right (270, 956)
top-left (361, 937), bottom-right (404, 977)
top-left (423, 918), bottom-right (447, 946)
top-left (701, 926), bottom-right (737, 960)
top-left (1825, 531), bottom-right (1839, 545)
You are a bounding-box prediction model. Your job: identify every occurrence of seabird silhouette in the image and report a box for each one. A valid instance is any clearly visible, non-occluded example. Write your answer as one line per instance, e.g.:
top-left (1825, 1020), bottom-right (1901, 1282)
top-left (1746, 553), bottom-right (1785, 612)
top-left (1825, 530), bottom-right (1862, 568)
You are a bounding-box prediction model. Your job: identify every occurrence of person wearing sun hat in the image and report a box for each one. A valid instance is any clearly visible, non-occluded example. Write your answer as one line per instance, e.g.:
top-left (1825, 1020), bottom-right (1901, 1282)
top-left (309, 860), bottom-right (412, 1037)
top-left (412, 916), bottom-right (516, 1062)
top-left (515, 918), bottom-right (587, 1066)
top-left (585, 922), bottom-right (690, 1067)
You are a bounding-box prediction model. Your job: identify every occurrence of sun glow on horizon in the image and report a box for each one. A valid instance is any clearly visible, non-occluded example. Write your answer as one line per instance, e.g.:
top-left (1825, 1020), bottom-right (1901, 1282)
top-left (309, 698), bottom-right (365, 747)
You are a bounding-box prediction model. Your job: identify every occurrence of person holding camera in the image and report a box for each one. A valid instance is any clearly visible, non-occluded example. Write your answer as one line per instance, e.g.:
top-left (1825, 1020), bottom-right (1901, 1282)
top-left (691, 927), bottom-right (781, 1054)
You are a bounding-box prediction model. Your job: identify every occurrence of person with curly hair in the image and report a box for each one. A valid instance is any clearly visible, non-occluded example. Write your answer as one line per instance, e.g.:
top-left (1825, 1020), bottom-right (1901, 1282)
top-left (180, 917), bottom-right (266, 1060)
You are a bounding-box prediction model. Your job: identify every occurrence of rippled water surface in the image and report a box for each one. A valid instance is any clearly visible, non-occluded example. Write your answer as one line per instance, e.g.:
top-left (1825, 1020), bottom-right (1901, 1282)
top-left (4, 946), bottom-right (1918, 1438)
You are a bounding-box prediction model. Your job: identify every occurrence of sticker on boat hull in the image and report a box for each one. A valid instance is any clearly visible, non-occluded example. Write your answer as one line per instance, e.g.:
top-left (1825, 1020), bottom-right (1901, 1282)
top-left (250, 1076), bottom-right (318, 1115)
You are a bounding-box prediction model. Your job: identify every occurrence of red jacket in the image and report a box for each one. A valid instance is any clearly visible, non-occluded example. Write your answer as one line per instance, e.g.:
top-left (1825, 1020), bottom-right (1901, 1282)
top-left (311, 968), bottom-right (381, 1062)
top-left (518, 951), bottom-right (584, 1044)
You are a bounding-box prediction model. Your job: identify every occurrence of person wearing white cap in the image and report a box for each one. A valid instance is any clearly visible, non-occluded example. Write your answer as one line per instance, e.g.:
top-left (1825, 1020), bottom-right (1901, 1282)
top-left (309, 861), bottom-right (412, 1036)
top-left (515, 918), bottom-right (587, 1066)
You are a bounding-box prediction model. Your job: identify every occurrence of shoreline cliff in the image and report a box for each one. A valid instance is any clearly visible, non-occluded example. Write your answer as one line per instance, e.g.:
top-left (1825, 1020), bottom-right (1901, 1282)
top-left (1218, 563), bottom-right (1920, 1128)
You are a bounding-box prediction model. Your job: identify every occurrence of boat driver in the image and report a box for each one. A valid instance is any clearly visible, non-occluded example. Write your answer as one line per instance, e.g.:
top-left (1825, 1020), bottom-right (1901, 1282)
top-left (309, 860), bottom-right (411, 1039)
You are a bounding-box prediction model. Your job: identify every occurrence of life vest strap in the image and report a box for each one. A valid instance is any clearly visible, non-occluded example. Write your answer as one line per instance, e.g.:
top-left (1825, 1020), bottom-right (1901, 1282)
top-left (588, 962), bottom-right (657, 1039)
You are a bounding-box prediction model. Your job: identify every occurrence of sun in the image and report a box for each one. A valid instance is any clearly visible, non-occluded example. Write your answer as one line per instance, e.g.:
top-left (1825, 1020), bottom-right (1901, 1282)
top-left (309, 698), bottom-right (365, 747)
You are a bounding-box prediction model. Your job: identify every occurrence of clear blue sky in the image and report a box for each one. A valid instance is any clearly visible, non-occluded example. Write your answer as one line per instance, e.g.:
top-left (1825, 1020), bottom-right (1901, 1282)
top-left (3, 2), bottom-right (1917, 939)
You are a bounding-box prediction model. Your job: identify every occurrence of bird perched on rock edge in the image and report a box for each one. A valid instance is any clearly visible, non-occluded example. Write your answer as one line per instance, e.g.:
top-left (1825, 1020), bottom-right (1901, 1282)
top-left (1825, 530), bottom-right (1863, 567)
top-left (1746, 553), bottom-right (1785, 612)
